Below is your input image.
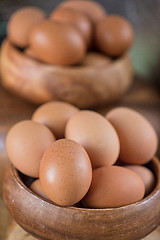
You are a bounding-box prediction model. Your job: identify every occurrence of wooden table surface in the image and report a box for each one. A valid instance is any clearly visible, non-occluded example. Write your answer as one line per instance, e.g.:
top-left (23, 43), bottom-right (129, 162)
top-left (0, 75), bottom-right (160, 240)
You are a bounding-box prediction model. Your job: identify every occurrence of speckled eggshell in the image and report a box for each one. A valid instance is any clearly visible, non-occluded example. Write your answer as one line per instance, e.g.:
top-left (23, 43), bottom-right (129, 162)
top-left (82, 165), bottom-right (145, 208)
top-left (50, 8), bottom-right (92, 47)
top-left (7, 7), bottom-right (46, 48)
top-left (30, 179), bottom-right (49, 200)
top-left (124, 165), bottom-right (156, 196)
top-left (39, 139), bottom-right (92, 206)
top-left (29, 19), bottom-right (86, 65)
top-left (94, 15), bottom-right (134, 57)
top-left (32, 101), bottom-right (79, 139)
top-left (106, 107), bottom-right (158, 165)
top-left (65, 110), bottom-right (120, 169)
top-left (6, 120), bottom-right (55, 178)
top-left (58, 0), bottom-right (106, 24)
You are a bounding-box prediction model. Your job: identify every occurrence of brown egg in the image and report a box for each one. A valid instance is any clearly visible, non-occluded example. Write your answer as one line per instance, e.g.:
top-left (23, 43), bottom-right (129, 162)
top-left (30, 179), bottom-right (49, 200)
top-left (106, 107), bottom-right (158, 165)
top-left (82, 165), bottom-right (145, 208)
top-left (7, 7), bottom-right (46, 48)
top-left (24, 47), bottom-right (39, 60)
top-left (32, 101), bottom-right (79, 139)
top-left (82, 52), bottom-right (111, 67)
top-left (29, 19), bottom-right (86, 66)
top-left (39, 139), bottom-right (92, 206)
top-left (50, 8), bottom-right (92, 47)
top-left (94, 15), bottom-right (134, 57)
top-left (124, 165), bottom-right (156, 196)
top-left (6, 120), bottom-right (55, 178)
top-left (65, 110), bottom-right (120, 169)
top-left (59, 0), bottom-right (106, 24)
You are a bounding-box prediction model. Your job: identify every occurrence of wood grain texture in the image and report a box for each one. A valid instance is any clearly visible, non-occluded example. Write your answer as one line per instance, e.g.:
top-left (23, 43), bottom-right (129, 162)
top-left (4, 220), bottom-right (160, 240)
top-left (0, 197), bottom-right (10, 240)
top-left (3, 158), bottom-right (160, 240)
top-left (0, 40), bottom-right (133, 108)
top-left (4, 221), bottom-right (35, 240)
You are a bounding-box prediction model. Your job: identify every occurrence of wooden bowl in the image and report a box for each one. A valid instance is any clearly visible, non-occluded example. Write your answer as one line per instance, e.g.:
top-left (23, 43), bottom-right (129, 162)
top-left (0, 40), bottom-right (133, 108)
top-left (3, 157), bottom-right (160, 240)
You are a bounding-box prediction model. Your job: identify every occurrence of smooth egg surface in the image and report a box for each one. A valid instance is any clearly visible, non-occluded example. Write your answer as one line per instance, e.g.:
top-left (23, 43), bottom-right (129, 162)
top-left (95, 15), bottom-right (134, 57)
top-left (30, 179), bottom-right (49, 200)
top-left (65, 110), bottom-right (120, 169)
top-left (6, 120), bottom-right (55, 178)
top-left (124, 165), bottom-right (156, 196)
top-left (39, 139), bottom-right (92, 206)
top-left (82, 165), bottom-right (145, 208)
top-left (7, 7), bottom-right (46, 48)
top-left (106, 107), bottom-right (158, 165)
top-left (50, 8), bottom-right (92, 46)
top-left (32, 101), bottom-right (79, 139)
top-left (29, 19), bottom-right (86, 65)
top-left (58, 0), bottom-right (106, 24)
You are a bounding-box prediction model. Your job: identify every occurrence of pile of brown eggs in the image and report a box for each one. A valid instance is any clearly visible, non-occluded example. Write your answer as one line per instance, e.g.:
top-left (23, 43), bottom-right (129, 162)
top-left (6, 101), bottom-right (158, 208)
top-left (7, 0), bottom-right (134, 66)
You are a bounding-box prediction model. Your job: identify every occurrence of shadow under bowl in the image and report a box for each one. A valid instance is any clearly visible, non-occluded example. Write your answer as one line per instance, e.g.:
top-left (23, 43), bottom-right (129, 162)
top-left (0, 39), bottom-right (133, 109)
top-left (3, 157), bottom-right (160, 240)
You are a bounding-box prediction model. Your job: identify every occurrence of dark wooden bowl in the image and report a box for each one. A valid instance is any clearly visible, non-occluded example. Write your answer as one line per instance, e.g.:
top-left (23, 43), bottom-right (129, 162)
top-left (3, 157), bottom-right (160, 240)
top-left (0, 39), bottom-right (133, 109)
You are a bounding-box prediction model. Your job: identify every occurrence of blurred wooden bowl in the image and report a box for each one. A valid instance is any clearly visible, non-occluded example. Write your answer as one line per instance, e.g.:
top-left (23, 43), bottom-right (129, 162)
top-left (0, 39), bottom-right (133, 108)
top-left (3, 157), bottom-right (160, 240)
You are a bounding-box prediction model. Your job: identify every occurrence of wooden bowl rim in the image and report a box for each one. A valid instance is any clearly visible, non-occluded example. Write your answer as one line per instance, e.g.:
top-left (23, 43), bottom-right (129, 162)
top-left (9, 157), bottom-right (160, 213)
top-left (3, 39), bottom-right (129, 70)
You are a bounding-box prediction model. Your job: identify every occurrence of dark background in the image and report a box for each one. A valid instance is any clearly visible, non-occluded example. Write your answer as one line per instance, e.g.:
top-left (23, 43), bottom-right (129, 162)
top-left (1, 0), bottom-right (160, 82)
